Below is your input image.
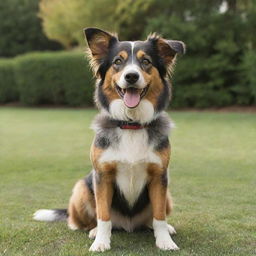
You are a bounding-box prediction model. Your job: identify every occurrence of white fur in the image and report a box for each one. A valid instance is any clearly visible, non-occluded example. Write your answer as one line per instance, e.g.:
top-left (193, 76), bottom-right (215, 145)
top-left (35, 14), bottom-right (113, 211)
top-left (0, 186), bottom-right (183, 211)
top-left (116, 162), bottom-right (148, 206)
top-left (99, 127), bottom-right (161, 165)
top-left (89, 227), bottom-right (97, 239)
top-left (109, 99), bottom-right (155, 124)
top-left (33, 209), bottom-right (57, 222)
top-left (68, 222), bottom-right (79, 230)
top-left (153, 218), bottom-right (179, 250)
top-left (167, 224), bottom-right (177, 235)
top-left (89, 220), bottom-right (112, 252)
top-left (130, 41), bottom-right (135, 64)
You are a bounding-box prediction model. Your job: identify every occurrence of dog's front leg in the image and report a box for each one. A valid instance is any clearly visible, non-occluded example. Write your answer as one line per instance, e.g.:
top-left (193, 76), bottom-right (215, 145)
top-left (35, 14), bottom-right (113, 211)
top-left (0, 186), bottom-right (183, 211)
top-left (148, 165), bottom-right (179, 251)
top-left (89, 167), bottom-right (115, 252)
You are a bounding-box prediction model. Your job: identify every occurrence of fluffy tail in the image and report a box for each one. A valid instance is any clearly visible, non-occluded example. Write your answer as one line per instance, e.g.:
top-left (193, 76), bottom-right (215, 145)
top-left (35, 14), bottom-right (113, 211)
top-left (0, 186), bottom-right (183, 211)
top-left (33, 209), bottom-right (68, 222)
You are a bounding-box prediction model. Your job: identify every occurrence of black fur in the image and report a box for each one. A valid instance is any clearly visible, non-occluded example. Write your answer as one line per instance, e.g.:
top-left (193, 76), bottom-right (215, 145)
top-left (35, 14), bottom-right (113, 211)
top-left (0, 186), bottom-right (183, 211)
top-left (147, 113), bottom-right (171, 150)
top-left (85, 172), bottom-right (94, 194)
top-left (96, 80), bottom-right (110, 110)
top-left (155, 136), bottom-right (170, 151)
top-left (111, 185), bottom-right (150, 218)
top-left (92, 114), bottom-right (120, 149)
top-left (161, 171), bottom-right (168, 187)
top-left (156, 79), bottom-right (171, 112)
top-left (85, 172), bottom-right (150, 218)
top-left (53, 209), bottom-right (68, 220)
top-left (95, 136), bottom-right (110, 149)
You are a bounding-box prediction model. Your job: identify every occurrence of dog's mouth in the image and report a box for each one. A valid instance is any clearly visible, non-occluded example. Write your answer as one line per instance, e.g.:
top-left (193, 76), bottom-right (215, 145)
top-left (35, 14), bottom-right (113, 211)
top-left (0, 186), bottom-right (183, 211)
top-left (115, 85), bottom-right (149, 108)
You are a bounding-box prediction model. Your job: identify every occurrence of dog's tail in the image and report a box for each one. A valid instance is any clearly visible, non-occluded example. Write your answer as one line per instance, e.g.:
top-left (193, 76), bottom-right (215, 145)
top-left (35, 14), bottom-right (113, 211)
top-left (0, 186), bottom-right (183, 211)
top-left (33, 209), bottom-right (68, 222)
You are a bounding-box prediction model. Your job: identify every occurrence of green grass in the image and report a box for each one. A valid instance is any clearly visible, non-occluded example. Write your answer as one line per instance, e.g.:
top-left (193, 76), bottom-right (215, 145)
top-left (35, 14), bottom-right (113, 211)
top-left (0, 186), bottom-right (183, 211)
top-left (0, 107), bottom-right (255, 256)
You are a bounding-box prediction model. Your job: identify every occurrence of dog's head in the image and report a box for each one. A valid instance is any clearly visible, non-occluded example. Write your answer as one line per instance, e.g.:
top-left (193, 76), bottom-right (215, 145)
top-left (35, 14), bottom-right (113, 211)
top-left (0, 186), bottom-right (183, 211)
top-left (84, 28), bottom-right (185, 123)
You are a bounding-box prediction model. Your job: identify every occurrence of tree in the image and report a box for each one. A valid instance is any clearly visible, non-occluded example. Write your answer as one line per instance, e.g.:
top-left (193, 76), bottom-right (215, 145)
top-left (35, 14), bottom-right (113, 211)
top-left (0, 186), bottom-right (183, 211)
top-left (0, 0), bottom-right (61, 57)
top-left (144, 0), bottom-right (256, 107)
top-left (39, 0), bottom-right (118, 48)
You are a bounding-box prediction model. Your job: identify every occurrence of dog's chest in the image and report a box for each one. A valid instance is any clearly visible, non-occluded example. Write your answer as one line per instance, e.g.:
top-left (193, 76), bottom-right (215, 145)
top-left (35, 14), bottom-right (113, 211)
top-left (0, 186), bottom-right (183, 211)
top-left (99, 129), bottom-right (161, 206)
top-left (116, 162), bottom-right (147, 206)
top-left (99, 129), bottom-right (161, 164)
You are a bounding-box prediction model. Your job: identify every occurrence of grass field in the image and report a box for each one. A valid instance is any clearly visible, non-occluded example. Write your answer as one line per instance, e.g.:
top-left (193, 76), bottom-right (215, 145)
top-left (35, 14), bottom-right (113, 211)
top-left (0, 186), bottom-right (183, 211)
top-left (0, 107), bottom-right (255, 256)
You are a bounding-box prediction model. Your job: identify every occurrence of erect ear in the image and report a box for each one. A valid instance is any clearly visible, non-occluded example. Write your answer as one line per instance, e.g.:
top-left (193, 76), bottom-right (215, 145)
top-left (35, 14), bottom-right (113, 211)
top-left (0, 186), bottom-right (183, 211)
top-left (84, 28), bottom-right (118, 74)
top-left (148, 33), bottom-right (185, 66)
top-left (156, 38), bottom-right (185, 65)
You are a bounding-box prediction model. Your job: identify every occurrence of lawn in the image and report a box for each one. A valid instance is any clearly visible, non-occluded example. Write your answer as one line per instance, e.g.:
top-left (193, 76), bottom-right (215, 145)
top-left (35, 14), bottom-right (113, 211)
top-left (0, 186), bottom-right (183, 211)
top-left (0, 107), bottom-right (255, 256)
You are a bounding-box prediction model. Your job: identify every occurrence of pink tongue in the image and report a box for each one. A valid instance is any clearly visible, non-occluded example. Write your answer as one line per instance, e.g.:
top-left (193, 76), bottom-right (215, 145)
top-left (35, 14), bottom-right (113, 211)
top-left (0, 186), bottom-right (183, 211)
top-left (123, 88), bottom-right (140, 108)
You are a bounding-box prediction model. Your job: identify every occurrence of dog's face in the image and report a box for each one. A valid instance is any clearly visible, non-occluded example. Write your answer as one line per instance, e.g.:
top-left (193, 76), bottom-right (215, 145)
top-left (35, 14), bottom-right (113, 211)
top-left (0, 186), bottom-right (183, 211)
top-left (84, 28), bottom-right (185, 122)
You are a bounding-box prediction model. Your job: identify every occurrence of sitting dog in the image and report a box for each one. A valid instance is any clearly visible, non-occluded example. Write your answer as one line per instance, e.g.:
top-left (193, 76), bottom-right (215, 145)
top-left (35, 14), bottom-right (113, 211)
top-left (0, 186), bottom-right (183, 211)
top-left (33, 27), bottom-right (185, 252)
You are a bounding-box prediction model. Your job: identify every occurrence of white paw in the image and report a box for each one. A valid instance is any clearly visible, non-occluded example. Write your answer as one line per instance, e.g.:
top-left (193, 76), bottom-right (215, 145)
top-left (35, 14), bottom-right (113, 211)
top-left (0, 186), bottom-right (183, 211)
top-left (167, 224), bottom-right (177, 235)
top-left (89, 227), bottom-right (97, 239)
top-left (156, 237), bottom-right (179, 251)
top-left (68, 222), bottom-right (79, 231)
top-left (89, 240), bottom-right (111, 252)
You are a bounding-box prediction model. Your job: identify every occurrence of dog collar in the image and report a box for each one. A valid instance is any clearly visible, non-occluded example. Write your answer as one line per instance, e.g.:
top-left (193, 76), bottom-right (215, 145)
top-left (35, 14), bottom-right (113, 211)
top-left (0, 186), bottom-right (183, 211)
top-left (117, 121), bottom-right (146, 130)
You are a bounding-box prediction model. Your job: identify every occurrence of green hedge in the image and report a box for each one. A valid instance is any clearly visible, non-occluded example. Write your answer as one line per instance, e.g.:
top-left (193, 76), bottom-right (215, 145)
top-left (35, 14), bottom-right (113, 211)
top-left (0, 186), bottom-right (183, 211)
top-left (0, 51), bottom-right (94, 106)
top-left (15, 52), bottom-right (93, 106)
top-left (0, 58), bottom-right (18, 103)
top-left (0, 50), bottom-right (255, 108)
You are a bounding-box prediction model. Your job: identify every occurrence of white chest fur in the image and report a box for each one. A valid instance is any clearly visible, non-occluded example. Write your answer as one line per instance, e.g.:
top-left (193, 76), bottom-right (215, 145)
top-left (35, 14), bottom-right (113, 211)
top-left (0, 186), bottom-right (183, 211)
top-left (99, 129), bottom-right (161, 165)
top-left (99, 129), bottom-right (162, 206)
top-left (116, 162), bottom-right (148, 206)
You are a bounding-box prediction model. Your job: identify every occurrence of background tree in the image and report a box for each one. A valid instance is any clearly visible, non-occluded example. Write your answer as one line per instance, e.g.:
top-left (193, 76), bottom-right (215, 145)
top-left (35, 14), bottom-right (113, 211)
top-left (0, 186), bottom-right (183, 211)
top-left (39, 0), bottom-right (118, 48)
top-left (0, 0), bottom-right (61, 57)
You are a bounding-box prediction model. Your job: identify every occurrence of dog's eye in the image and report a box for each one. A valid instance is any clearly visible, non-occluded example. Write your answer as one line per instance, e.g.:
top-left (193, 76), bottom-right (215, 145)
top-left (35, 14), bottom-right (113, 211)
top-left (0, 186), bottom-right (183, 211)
top-left (114, 58), bottom-right (122, 65)
top-left (142, 58), bottom-right (151, 66)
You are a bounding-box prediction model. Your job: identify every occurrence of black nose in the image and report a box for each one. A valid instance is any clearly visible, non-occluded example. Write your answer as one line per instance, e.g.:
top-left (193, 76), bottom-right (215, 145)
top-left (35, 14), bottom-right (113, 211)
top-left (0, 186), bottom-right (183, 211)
top-left (125, 72), bottom-right (139, 84)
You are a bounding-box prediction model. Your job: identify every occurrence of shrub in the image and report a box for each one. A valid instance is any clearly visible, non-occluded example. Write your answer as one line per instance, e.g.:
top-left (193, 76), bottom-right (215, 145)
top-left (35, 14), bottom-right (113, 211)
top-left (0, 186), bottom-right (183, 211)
top-left (240, 50), bottom-right (256, 105)
top-left (0, 59), bottom-right (18, 103)
top-left (15, 51), bottom-right (94, 106)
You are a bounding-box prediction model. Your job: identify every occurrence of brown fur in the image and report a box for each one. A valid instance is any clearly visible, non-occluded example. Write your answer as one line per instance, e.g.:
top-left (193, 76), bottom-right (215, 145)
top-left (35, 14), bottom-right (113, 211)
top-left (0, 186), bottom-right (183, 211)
top-left (68, 180), bottom-right (96, 230)
top-left (91, 145), bottom-right (117, 221)
top-left (118, 50), bottom-right (128, 60)
top-left (147, 163), bottom-right (169, 220)
top-left (144, 67), bottom-right (166, 108)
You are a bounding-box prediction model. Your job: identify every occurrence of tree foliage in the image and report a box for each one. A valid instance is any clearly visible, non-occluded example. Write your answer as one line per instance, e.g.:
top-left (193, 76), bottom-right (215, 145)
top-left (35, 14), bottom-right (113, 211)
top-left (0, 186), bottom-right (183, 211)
top-left (39, 0), bottom-right (118, 48)
top-left (0, 0), bottom-right (61, 57)
top-left (144, 0), bottom-right (256, 107)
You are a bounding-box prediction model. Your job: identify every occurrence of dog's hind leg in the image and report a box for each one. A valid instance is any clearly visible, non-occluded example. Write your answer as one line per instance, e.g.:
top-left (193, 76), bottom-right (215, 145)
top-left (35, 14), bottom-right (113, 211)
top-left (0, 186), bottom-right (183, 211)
top-left (68, 178), bottom-right (96, 231)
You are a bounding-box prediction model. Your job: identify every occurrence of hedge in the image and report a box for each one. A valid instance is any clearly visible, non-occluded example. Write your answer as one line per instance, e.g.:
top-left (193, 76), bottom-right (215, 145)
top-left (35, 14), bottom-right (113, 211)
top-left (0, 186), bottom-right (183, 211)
top-left (0, 51), bottom-right (94, 106)
top-left (15, 51), bottom-right (93, 106)
top-left (0, 58), bottom-right (18, 103)
top-left (0, 50), bottom-right (255, 108)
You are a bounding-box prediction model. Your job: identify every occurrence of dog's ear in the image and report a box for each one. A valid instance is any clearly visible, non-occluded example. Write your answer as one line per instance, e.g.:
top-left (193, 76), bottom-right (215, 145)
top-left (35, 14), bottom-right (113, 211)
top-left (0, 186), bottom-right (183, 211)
top-left (84, 28), bottom-right (118, 75)
top-left (148, 33), bottom-right (185, 67)
top-left (156, 38), bottom-right (185, 66)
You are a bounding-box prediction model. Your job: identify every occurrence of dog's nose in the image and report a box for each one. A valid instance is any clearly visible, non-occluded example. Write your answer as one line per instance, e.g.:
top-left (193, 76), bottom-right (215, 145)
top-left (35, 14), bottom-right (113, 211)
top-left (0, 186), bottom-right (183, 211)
top-left (125, 72), bottom-right (139, 84)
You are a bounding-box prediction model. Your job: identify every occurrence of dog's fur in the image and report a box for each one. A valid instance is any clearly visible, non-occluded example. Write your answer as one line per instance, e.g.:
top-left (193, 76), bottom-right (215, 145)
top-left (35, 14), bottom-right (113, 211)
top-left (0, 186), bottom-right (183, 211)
top-left (33, 28), bottom-right (185, 252)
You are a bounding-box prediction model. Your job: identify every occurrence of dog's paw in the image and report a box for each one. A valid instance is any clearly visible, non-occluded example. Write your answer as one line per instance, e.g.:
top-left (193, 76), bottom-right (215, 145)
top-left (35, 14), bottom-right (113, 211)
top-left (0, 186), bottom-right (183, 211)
top-left (167, 224), bottom-right (177, 235)
top-left (89, 240), bottom-right (111, 252)
top-left (88, 227), bottom-right (97, 239)
top-left (68, 222), bottom-right (79, 231)
top-left (156, 237), bottom-right (179, 251)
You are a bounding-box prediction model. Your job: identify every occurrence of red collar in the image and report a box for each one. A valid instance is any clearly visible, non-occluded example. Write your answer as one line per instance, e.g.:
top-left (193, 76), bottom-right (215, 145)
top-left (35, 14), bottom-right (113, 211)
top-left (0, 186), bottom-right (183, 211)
top-left (117, 121), bottom-right (146, 130)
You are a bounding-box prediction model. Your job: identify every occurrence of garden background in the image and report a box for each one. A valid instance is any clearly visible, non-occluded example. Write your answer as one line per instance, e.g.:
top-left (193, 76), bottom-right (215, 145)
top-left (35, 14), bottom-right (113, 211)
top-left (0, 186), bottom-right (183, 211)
top-left (0, 1), bottom-right (255, 256)
top-left (1, 0), bottom-right (256, 108)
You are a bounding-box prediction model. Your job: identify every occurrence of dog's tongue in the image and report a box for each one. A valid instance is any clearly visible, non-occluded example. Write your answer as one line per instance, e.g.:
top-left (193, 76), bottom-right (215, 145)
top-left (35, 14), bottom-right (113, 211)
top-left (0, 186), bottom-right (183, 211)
top-left (123, 88), bottom-right (140, 108)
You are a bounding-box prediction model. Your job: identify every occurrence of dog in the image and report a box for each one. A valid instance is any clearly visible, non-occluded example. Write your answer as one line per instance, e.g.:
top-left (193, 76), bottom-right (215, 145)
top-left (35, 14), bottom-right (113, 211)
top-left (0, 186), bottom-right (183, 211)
top-left (33, 27), bottom-right (185, 252)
